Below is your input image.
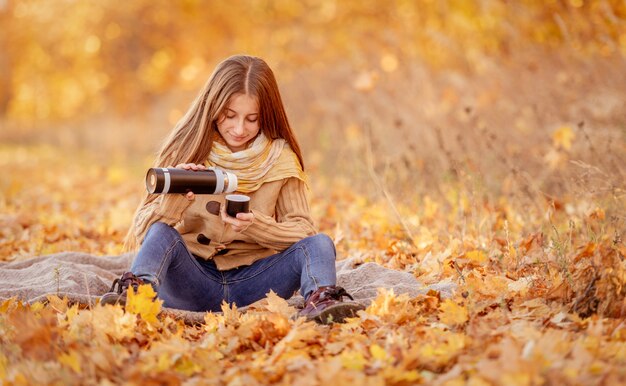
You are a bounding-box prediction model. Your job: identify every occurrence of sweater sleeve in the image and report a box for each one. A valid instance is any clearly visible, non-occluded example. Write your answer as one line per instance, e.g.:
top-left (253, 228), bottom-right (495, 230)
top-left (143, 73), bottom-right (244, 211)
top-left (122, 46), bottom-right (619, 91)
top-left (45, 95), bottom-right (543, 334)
top-left (242, 177), bottom-right (317, 251)
top-left (132, 194), bottom-right (193, 243)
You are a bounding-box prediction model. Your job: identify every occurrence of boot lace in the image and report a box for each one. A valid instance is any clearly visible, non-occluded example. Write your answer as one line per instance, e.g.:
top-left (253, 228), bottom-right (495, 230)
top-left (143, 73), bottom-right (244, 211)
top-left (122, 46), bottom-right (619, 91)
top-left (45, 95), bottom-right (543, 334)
top-left (109, 272), bottom-right (145, 294)
top-left (319, 286), bottom-right (354, 302)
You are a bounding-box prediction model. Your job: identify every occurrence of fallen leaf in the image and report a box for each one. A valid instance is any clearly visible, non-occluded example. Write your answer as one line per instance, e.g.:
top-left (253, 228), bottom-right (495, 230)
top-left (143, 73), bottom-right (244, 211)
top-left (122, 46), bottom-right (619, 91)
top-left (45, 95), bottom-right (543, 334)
top-left (552, 126), bottom-right (575, 150)
top-left (126, 284), bottom-right (162, 324)
top-left (264, 290), bottom-right (297, 318)
top-left (58, 351), bottom-right (81, 373)
top-left (439, 299), bottom-right (469, 326)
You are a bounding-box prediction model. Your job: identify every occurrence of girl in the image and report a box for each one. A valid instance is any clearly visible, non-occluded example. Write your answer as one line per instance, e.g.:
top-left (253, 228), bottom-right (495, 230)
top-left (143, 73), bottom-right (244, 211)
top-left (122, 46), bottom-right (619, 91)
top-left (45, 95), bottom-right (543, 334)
top-left (101, 55), bottom-right (362, 323)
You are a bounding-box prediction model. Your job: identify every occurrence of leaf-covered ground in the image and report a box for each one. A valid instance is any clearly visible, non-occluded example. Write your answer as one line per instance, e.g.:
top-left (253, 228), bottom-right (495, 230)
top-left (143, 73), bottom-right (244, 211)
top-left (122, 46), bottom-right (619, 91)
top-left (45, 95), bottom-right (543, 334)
top-left (1, 145), bottom-right (625, 385)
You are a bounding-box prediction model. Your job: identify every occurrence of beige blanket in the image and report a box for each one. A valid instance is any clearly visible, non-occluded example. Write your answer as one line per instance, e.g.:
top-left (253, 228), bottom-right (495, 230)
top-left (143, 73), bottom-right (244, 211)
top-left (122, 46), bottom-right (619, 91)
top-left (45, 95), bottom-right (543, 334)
top-left (0, 252), bottom-right (455, 323)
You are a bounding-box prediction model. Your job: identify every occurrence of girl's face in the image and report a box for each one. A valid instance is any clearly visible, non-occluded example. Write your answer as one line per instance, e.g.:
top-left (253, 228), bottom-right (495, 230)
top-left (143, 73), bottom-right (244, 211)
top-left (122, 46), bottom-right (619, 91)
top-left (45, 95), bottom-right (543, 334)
top-left (216, 93), bottom-right (260, 152)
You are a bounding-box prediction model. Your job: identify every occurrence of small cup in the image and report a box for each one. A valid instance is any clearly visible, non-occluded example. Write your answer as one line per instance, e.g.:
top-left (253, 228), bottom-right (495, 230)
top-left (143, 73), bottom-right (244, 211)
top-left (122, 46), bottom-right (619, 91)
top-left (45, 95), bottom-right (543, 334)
top-left (225, 194), bottom-right (250, 217)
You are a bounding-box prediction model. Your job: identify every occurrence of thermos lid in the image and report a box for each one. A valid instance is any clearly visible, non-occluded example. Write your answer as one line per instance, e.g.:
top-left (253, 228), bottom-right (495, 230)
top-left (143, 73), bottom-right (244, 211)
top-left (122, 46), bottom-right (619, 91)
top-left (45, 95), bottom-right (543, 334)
top-left (225, 172), bottom-right (238, 193)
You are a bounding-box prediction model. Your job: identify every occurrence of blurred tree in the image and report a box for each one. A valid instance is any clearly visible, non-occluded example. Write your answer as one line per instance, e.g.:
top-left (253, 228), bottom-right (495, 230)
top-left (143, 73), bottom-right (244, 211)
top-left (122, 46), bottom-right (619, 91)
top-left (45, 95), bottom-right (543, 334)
top-left (0, 0), bottom-right (624, 123)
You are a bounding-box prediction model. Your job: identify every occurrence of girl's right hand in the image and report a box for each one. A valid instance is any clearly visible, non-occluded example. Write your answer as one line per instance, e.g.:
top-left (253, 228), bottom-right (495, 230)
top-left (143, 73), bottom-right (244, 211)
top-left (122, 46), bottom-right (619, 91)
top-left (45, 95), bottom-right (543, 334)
top-left (169, 163), bottom-right (207, 201)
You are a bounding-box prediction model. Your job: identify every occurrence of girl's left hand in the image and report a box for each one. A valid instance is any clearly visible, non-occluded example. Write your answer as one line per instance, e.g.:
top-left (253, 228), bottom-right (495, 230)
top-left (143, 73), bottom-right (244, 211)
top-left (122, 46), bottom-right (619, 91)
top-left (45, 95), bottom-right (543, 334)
top-left (220, 206), bottom-right (254, 232)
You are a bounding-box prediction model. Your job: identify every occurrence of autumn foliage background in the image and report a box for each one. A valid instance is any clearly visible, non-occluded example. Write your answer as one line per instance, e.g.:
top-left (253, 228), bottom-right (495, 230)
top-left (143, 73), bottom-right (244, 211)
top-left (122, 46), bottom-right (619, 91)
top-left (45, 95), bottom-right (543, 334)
top-left (1, 1), bottom-right (626, 385)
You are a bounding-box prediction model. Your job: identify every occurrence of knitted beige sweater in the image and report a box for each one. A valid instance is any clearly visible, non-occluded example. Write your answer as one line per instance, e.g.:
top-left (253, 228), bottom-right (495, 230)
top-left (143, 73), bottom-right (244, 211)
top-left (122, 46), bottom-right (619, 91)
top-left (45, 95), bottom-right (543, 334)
top-left (131, 177), bottom-right (317, 270)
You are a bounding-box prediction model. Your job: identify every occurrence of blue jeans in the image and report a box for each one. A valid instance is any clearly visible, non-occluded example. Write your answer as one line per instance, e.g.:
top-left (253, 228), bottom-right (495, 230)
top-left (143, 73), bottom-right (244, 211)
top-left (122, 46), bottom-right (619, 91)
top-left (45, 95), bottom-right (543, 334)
top-left (130, 222), bottom-right (337, 312)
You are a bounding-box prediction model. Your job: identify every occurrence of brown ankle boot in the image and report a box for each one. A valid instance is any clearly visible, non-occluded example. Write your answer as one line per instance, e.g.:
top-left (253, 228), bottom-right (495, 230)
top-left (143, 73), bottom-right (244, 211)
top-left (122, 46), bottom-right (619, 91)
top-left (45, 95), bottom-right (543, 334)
top-left (299, 286), bottom-right (364, 324)
top-left (100, 272), bottom-right (148, 307)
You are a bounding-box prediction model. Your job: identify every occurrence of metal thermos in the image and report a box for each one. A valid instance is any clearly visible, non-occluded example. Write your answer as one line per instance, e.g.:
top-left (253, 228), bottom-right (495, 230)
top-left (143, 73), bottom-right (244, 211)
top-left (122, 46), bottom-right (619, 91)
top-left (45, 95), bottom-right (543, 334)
top-left (145, 167), bottom-right (238, 195)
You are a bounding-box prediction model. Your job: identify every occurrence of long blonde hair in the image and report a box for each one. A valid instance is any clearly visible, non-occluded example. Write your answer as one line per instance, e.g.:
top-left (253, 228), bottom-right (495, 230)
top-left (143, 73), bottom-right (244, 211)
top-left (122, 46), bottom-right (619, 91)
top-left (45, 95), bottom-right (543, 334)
top-left (124, 55), bottom-right (304, 249)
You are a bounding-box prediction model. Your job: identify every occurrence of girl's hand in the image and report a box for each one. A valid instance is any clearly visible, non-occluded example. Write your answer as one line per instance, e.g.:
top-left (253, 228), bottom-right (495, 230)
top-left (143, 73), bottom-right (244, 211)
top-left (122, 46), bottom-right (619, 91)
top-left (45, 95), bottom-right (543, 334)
top-left (169, 163), bottom-right (207, 201)
top-left (175, 163), bottom-right (206, 171)
top-left (220, 205), bottom-right (254, 232)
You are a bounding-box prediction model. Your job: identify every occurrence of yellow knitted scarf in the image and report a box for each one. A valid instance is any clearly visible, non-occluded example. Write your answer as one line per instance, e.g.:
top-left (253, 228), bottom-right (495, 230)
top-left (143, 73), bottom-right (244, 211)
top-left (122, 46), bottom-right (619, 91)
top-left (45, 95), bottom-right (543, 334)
top-left (207, 132), bottom-right (307, 193)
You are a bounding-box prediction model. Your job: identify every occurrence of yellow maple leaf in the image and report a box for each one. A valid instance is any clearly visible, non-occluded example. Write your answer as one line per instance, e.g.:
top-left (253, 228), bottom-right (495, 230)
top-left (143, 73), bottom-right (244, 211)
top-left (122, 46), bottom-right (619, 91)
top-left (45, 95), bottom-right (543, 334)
top-left (58, 351), bottom-right (81, 373)
top-left (68, 302), bottom-right (135, 345)
top-left (465, 250), bottom-right (487, 264)
top-left (502, 372), bottom-right (532, 386)
top-left (30, 301), bottom-right (45, 313)
top-left (45, 295), bottom-right (70, 313)
top-left (155, 353), bottom-right (172, 372)
top-left (269, 320), bottom-right (320, 362)
top-left (366, 288), bottom-right (413, 323)
top-left (0, 298), bottom-right (20, 313)
top-left (65, 304), bottom-right (79, 324)
top-left (439, 299), bottom-right (468, 326)
top-left (265, 290), bottom-right (297, 318)
top-left (552, 126), bottom-right (575, 150)
top-left (370, 344), bottom-right (389, 362)
top-left (126, 284), bottom-right (162, 324)
top-left (221, 301), bottom-right (242, 325)
top-left (382, 367), bottom-right (422, 384)
top-left (0, 353), bottom-right (7, 380)
top-left (174, 357), bottom-right (202, 376)
top-left (416, 330), bottom-right (467, 366)
top-left (340, 350), bottom-right (367, 371)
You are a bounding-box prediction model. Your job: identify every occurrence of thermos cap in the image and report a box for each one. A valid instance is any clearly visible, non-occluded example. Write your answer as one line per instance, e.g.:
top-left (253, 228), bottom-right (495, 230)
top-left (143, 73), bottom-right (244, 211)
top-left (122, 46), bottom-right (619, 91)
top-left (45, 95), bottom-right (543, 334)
top-left (225, 172), bottom-right (238, 193)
